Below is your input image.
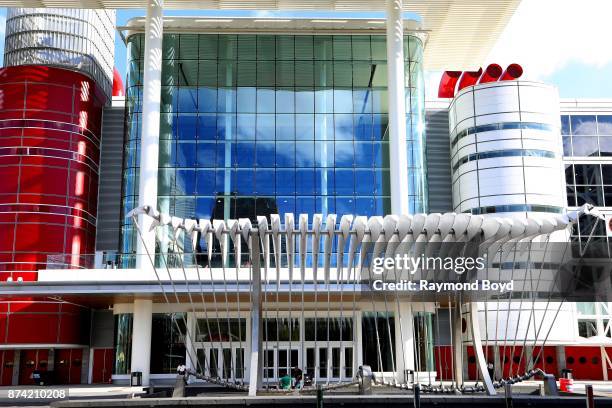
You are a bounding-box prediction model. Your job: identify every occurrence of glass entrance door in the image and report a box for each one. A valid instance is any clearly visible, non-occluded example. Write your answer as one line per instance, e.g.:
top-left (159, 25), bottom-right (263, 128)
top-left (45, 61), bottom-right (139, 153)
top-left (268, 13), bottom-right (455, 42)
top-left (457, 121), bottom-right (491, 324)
top-left (196, 345), bottom-right (245, 381)
top-left (304, 344), bottom-right (354, 382)
top-left (262, 346), bottom-right (299, 382)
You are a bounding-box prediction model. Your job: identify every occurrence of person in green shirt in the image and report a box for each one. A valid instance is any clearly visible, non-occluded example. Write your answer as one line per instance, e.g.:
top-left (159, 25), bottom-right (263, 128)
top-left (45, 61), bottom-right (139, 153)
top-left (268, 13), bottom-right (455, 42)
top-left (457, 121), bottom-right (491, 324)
top-left (279, 374), bottom-right (292, 390)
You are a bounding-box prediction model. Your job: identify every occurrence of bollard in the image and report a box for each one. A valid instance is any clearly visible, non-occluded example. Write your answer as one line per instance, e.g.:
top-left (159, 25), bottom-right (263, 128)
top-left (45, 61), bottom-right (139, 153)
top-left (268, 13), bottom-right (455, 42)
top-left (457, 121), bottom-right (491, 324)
top-left (585, 384), bottom-right (594, 408)
top-left (504, 383), bottom-right (513, 408)
top-left (414, 383), bottom-right (421, 408)
top-left (316, 384), bottom-right (323, 408)
top-left (357, 365), bottom-right (373, 395)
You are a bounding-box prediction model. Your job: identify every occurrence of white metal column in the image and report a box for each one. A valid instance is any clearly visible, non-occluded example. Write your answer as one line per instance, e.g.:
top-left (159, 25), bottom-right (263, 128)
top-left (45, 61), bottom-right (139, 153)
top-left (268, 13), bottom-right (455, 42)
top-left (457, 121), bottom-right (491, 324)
top-left (136, 0), bottom-right (164, 269)
top-left (131, 298), bottom-right (153, 386)
top-left (394, 301), bottom-right (415, 382)
top-left (386, 0), bottom-right (409, 215)
top-left (185, 313), bottom-right (197, 372)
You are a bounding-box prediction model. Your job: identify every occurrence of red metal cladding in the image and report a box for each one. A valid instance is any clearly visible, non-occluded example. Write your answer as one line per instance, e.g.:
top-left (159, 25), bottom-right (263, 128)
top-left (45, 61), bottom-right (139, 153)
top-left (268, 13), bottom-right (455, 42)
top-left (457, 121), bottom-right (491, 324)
top-left (500, 63), bottom-right (524, 81)
top-left (457, 68), bottom-right (483, 92)
top-left (477, 63), bottom-right (503, 84)
top-left (112, 67), bottom-right (125, 97)
top-left (564, 346), bottom-right (605, 380)
top-left (91, 348), bottom-right (114, 383)
top-left (438, 71), bottom-right (462, 98)
top-left (0, 66), bottom-right (106, 280)
top-left (0, 299), bottom-right (88, 345)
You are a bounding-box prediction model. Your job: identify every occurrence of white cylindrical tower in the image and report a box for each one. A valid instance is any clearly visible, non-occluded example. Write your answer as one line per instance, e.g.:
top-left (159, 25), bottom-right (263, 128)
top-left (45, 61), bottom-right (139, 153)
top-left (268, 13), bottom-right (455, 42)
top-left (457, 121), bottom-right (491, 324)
top-left (449, 81), bottom-right (566, 218)
top-left (3, 8), bottom-right (116, 97)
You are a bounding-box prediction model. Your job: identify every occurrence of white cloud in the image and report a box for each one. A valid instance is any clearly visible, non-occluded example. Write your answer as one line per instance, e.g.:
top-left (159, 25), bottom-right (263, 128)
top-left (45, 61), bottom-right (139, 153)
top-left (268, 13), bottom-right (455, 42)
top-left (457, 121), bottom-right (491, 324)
top-left (486, 0), bottom-right (612, 80)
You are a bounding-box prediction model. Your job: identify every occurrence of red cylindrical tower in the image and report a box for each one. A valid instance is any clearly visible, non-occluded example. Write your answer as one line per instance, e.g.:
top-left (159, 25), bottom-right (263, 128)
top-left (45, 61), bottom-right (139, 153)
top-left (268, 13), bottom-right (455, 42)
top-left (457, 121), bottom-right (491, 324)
top-left (0, 65), bottom-right (106, 280)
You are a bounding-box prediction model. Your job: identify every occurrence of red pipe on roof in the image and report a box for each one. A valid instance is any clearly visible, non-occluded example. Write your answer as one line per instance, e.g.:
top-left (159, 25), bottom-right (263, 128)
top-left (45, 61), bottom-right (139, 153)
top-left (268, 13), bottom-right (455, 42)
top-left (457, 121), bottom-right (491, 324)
top-left (457, 68), bottom-right (483, 92)
top-left (438, 71), bottom-right (462, 98)
top-left (477, 63), bottom-right (503, 84)
top-left (112, 67), bottom-right (125, 97)
top-left (500, 63), bottom-right (523, 81)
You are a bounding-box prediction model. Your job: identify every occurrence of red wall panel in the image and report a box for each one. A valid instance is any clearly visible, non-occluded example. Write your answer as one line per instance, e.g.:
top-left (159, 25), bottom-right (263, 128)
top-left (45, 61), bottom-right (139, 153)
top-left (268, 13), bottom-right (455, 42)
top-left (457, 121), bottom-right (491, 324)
top-left (0, 65), bottom-right (105, 348)
top-left (0, 65), bottom-right (105, 279)
top-left (0, 350), bottom-right (14, 385)
top-left (19, 349), bottom-right (49, 385)
top-left (434, 345), bottom-right (453, 380)
top-left (55, 349), bottom-right (82, 384)
top-left (92, 348), bottom-right (113, 384)
top-left (564, 346), bottom-right (604, 380)
top-left (531, 346), bottom-right (559, 377)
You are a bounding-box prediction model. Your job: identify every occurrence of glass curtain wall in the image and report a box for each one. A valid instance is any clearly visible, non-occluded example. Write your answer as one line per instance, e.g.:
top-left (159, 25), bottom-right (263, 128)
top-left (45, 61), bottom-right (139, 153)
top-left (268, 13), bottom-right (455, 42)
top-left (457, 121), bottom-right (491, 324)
top-left (562, 114), bottom-right (612, 258)
top-left (113, 314), bottom-right (133, 375)
top-left (120, 32), bottom-right (426, 265)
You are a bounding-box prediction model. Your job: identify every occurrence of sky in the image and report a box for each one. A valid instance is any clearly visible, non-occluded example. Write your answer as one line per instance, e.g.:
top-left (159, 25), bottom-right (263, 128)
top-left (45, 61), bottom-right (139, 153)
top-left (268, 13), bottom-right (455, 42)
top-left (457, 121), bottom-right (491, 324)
top-left (0, 0), bottom-right (611, 99)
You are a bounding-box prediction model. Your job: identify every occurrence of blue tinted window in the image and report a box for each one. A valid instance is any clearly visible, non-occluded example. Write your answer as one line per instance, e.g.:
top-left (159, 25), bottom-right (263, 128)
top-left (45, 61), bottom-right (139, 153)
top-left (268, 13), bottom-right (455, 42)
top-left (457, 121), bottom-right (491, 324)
top-left (295, 114), bottom-right (314, 140)
top-left (314, 169), bottom-right (334, 195)
top-left (598, 115), bottom-right (612, 135)
top-left (276, 141), bottom-right (295, 167)
top-left (276, 170), bottom-right (296, 195)
top-left (256, 114), bottom-right (275, 140)
top-left (197, 142), bottom-right (216, 167)
top-left (296, 169), bottom-right (316, 194)
top-left (121, 33), bottom-right (426, 263)
top-left (196, 170), bottom-right (216, 195)
top-left (296, 141), bottom-right (315, 167)
top-left (198, 114), bottom-right (217, 140)
top-left (354, 114), bottom-right (373, 140)
top-left (198, 87), bottom-right (217, 113)
top-left (600, 137), bottom-right (612, 157)
top-left (234, 169), bottom-right (254, 194)
top-left (256, 170), bottom-right (275, 194)
top-left (334, 114), bottom-right (353, 140)
top-left (354, 142), bottom-right (373, 167)
top-left (176, 169), bottom-right (196, 194)
top-left (335, 170), bottom-right (355, 194)
top-left (571, 115), bottom-right (597, 135)
top-left (276, 114), bottom-right (295, 140)
top-left (335, 141), bottom-right (354, 167)
top-left (236, 114), bottom-right (256, 140)
top-left (276, 89), bottom-right (295, 113)
top-left (572, 137), bottom-right (599, 157)
top-left (256, 142), bottom-right (275, 167)
top-left (314, 142), bottom-right (334, 167)
top-left (176, 114), bottom-right (197, 140)
top-left (235, 142), bottom-right (255, 167)
top-left (177, 142), bottom-right (197, 167)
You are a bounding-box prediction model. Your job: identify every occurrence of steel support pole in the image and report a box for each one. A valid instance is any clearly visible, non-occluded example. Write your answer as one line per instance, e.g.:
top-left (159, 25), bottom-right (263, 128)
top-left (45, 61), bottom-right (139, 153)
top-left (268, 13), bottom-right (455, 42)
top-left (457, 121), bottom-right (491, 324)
top-left (385, 0), bottom-right (409, 215)
top-left (136, 0), bottom-right (164, 270)
top-left (248, 230), bottom-right (263, 396)
top-left (452, 303), bottom-right (464, 388)
top-left (470, 302), bottom-right (496, 395)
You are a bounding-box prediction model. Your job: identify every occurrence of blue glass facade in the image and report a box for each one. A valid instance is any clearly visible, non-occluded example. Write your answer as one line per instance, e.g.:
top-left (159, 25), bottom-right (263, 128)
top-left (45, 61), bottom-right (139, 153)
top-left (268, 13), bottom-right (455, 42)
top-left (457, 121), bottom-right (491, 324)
top-left (121, 33), bottom-right (426, 259)
top-left (562, 114), bottom-right (612, 258)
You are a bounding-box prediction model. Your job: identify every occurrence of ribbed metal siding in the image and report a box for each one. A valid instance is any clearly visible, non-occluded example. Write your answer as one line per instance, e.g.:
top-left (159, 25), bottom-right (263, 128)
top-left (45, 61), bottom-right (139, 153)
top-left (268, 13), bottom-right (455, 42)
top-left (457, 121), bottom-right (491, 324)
top-left (95, 105), bottom-right (125, 252)
top-left (4, 8), bottom-right (116, 97)
top-left (425, 109), bottom-right (453, 213)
